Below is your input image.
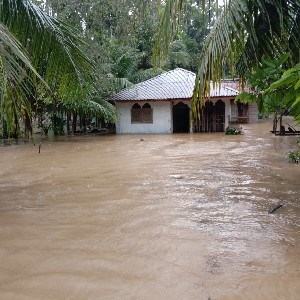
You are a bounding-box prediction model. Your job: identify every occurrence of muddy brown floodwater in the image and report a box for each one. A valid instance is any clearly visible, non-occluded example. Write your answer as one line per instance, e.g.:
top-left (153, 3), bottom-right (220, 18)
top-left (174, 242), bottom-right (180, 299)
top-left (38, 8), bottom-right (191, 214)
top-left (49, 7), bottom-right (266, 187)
top-left (0, 120), bottom-right (300, 300)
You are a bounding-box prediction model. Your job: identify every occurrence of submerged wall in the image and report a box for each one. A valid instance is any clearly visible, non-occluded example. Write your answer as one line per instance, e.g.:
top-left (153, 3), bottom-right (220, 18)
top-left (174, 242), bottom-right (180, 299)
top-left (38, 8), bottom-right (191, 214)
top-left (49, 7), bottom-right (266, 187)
top-left (248, 104), bottom-right (259, 123)
top-left (115, 99), bottom-right (258, 134)
top-left (116, 101), bottom-right (172, 134)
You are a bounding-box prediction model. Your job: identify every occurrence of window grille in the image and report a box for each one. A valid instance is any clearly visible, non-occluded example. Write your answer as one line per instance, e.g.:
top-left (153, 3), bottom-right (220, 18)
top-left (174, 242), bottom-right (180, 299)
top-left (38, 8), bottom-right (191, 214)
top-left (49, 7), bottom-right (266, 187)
top-left (131, 103), bottom-right (142, 123)
top-left (131, 103), bottom-right (153, 124)
top-left (142, 103), bottom-right (153, 123)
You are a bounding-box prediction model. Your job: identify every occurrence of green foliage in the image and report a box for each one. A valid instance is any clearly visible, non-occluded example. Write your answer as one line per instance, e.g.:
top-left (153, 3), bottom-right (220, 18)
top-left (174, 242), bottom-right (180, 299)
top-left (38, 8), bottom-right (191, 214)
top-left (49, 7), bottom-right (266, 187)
top-left (287, 140), bottom-right (300, 164)
top-left (169, 40), bottom-right (191, 69)
top-left (154, 0), bottom-right (300, 119)
top-left (235, 54), bottom-right (290, 116)
top-left (130, 68), bottom-right (164, 84)
top-left (235, 92), bottom-right (257, 104)
top-left (153, 0), bottom-right (219, 69)
top-left (6, 0), bottom-right (299, 137)
top-left (266, 63), bottom-right (300, 122)
top-left (0, 0), bottom-right (119, 137)
top-left (51, 113), bottom-right (66, 136)
top-left (225, 127), bottom-right (241, 135)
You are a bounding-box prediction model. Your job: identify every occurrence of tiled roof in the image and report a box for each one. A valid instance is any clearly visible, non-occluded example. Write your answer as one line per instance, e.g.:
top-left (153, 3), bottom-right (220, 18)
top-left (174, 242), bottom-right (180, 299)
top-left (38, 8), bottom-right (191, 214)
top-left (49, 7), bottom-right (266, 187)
top-left (221, 78), bottom-right (252, 93)
top-left (209, 83), bottom-right (239, 97)
top-left (111, 68), bottom-right (239, 101)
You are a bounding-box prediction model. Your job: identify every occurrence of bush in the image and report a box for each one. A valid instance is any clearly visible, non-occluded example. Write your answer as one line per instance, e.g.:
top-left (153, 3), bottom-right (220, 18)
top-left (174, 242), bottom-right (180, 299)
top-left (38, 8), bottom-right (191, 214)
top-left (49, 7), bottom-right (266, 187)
top-left (287, 149), bottom-right (300, 163)
top-left (225, 127), bottom-right (241, 135)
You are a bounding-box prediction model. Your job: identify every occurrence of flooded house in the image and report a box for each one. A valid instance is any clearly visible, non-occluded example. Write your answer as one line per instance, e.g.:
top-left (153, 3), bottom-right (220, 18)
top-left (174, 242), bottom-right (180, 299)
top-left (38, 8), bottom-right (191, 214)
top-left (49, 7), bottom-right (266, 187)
top-left (110, 68), bottom-right (258, 134)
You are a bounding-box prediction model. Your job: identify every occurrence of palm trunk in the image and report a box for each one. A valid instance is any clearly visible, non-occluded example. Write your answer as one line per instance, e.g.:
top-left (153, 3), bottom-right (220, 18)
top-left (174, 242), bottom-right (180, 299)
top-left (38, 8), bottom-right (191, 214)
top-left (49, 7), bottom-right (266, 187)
top-left (25, 113), bottom-right (32, 140)
top-left (66, 112), bottom-right (70, 134)
top-left (72, 112), bottom-right (77, 133)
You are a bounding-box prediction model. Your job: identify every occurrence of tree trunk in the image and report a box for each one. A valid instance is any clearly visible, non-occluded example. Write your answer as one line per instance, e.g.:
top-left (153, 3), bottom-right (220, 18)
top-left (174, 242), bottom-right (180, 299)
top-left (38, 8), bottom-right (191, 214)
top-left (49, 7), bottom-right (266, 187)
top-left (79, 113), bottom-right (83, 130)
top-left (25, 113), bottom-right (32, 140)
top-left (273, 112), bottom-right (278, 132)
top-left (82, 114), bottom-right (86, 132)
top-left (66, 112), bottom-right (70, 134)
top-left (72, 112), bottom-right (77, 133)
top-left (279, 113), bottom-right (284, 134)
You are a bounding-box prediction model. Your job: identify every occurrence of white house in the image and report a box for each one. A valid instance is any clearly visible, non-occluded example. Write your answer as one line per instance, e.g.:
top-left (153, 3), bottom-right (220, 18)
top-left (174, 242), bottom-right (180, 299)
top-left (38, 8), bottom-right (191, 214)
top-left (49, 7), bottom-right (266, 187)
top-left (110, 68), bottom-right (258, 134)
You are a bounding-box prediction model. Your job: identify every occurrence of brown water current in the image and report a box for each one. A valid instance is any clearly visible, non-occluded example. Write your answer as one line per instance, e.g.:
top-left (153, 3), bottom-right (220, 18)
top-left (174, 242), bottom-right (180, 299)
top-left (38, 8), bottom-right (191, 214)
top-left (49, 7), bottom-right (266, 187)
top-left (0, 120), bottom-right (300, 300)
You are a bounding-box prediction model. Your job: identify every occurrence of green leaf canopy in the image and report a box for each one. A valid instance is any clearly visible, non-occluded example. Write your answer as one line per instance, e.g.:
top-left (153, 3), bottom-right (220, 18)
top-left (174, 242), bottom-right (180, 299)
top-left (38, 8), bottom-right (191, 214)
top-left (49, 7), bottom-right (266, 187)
top-left (154, 0), bottom-right (300, 117)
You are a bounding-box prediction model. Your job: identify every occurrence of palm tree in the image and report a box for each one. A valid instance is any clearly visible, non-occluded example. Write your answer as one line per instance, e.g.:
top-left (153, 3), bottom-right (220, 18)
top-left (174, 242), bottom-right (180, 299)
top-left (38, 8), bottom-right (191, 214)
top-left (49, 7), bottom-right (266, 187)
top-left (0, 20), bottom-right (41, 137)
top-left (0, 0), bottom-right (114, 137)
top-left (154, 0), bottom-right (300, 116)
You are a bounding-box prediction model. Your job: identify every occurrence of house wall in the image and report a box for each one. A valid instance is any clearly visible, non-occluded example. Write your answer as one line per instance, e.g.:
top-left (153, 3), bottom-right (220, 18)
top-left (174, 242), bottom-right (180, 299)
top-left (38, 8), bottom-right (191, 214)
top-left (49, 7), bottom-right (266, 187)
top-left (115, 98), bottom-right (257, 134)
top-left (225, 100), bottom-right (231, 129)
top-left (230, 99), bottom-right (238, 123)
top-left (229, 102), bottom-right (259, 124)
top-left (248, 103), bottom-right (259, 123)
top-left (116, 101), bottom-right (172, 134)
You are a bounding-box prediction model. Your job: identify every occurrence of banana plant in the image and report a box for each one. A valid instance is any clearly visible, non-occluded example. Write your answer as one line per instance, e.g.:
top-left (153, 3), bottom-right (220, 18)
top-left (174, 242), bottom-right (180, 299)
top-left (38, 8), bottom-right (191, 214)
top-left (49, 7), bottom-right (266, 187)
top-left (266, 63), bottom-right (300, 122)
top-left (236, 54), bottom-right (291, 131)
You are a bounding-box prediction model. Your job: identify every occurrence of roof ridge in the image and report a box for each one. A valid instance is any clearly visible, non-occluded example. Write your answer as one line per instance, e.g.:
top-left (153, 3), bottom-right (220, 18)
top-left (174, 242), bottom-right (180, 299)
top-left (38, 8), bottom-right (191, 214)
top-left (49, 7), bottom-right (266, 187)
top-left (173, 67), bottom-right (196, 76)
top-left (221, 85), bottom-right (239, 93)
top-left (111, 68), bottom-right (196, 97)
top-left (139, 68), bottom-right (195, 85)
top-left (111, 69), bottom-right (239, 101)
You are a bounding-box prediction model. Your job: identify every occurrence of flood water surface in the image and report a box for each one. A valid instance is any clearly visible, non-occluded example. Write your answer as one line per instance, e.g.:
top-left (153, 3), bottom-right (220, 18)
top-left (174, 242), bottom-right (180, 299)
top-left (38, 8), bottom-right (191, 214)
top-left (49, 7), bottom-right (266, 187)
top-left (0, 121), bottom-right (300, 299)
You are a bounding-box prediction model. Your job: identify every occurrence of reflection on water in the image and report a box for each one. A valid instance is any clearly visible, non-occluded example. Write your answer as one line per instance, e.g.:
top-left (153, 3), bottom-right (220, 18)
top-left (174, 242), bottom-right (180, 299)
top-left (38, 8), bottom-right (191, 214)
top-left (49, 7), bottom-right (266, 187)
top-left (0, 120), bottom-right (300, 299)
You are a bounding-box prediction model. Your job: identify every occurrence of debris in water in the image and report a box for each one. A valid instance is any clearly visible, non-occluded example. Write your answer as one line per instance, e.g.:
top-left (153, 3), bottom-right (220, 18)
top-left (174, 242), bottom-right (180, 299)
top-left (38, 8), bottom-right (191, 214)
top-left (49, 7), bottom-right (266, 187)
top-left (268, 203), bottom-right (283, 214)
top-left (170, 174), bottom-right (184, 179)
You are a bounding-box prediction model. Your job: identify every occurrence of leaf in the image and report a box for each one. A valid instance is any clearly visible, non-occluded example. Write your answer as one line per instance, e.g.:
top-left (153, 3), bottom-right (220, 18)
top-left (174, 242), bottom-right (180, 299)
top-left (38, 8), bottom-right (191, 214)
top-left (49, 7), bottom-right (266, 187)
top-left (291, 96), bottom-right (300, 108)
top-left (235, 92), bottom-right (257, 103)
top-left (153, 0), bottom-right (300, 117)
top-left (294, 79), bottom-right (300, 90)
top-left (276, 52), bottom-right (290, 66)
top-left (267, 71), bottom-right (297, 91)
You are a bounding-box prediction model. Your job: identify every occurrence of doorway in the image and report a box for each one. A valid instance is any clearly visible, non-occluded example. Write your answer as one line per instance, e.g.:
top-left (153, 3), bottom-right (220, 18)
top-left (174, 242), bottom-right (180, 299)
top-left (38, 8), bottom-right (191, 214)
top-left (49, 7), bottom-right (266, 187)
top-left (199, 100), bottom-right (225, 132)
top-left (173, 102), bottom-right (190, 133)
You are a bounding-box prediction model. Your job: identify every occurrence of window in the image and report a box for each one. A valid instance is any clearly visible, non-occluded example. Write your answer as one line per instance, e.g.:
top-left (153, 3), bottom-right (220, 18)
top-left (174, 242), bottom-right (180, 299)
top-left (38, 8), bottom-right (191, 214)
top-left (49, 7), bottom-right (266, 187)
top-left (131, 103), bottom-right (142, 123)
top-left (142, 103), bottom-right (153, 123)
top-left (131, 103), bottom-right (153, 124)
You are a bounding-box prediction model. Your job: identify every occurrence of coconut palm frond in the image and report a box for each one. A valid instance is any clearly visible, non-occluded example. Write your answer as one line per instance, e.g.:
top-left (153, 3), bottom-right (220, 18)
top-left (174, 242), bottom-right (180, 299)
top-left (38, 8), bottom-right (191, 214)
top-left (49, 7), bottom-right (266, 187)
top-left (154, 0), bottom-right (300, 118)
top-left (191, 0), bottom-right (250, 114)
top-left (112, 77), bottom-right (133, 91)
top-left (152, 0), bottom-right (186, 67)
top-left (0, 21), bottom-right (44, 136)
top-left (0, 0), bottom-right (94, 99)
top-left (191, 0), bottom-right (300, 117)
top-left (288, 6), bottom-right (300, 61)
top-left (88, 98), bottom-right (116, 123)
top-left (0, 22), bottom-right (41, 84)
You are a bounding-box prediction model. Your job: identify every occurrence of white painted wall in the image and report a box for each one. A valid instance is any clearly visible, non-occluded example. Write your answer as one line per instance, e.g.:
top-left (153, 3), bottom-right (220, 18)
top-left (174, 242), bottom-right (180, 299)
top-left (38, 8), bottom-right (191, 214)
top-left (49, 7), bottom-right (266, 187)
top-left (248, 104), bottom-right (258, 123)
top-left (224, 100), bottom-right (231, 129)
top-left (116, 101), bottom-right (173, 134)
top-left (115, 99), bottom-right (245, 134)
top-left (229, 102), bottom-right (258, 124)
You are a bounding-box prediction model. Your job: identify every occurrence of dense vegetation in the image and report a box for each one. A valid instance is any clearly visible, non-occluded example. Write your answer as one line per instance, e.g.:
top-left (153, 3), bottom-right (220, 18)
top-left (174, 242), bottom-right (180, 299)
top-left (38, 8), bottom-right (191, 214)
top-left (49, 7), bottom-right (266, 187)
top-left (155, 0), bottom-right (300, 120)
top-left (0, 0), bottom-right (299, 138)
top-left (0, 0), bottom-right (218, 138)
